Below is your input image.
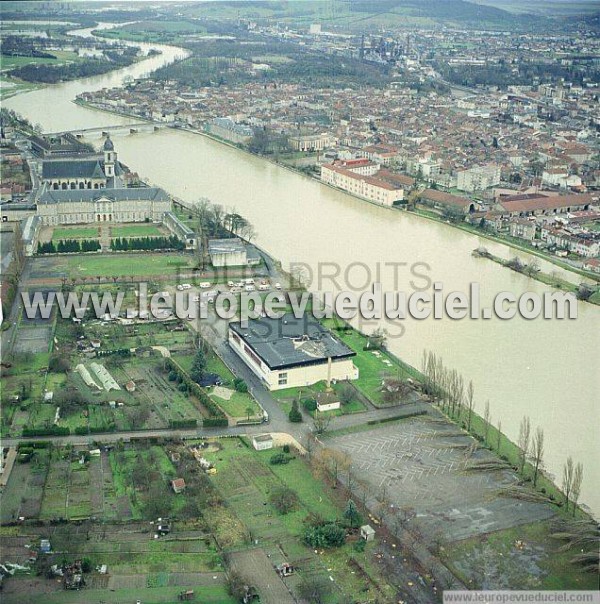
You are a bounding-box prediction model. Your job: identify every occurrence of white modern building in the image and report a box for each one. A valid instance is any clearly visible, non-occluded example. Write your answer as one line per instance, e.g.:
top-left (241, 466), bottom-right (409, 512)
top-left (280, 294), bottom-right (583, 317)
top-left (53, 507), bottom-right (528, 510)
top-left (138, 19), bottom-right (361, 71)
top-left (229, 315), bottom-right (358, 391)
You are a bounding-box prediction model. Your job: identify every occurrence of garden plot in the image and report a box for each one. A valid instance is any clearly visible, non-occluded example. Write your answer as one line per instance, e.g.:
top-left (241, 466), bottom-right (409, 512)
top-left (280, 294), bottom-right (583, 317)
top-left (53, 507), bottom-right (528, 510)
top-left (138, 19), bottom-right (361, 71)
top-left (39, 457), bottom-right (70, 520)
top-left (120, 360), bottom-right (205, 426)
top-left (0, 448), bottom-right (49, 523)
top-left (0, 522), bottom-right (233, 604)
top-left (228, 548), bottom-right (294, 604)
top-left (13, 325), bottom-right (52, 354)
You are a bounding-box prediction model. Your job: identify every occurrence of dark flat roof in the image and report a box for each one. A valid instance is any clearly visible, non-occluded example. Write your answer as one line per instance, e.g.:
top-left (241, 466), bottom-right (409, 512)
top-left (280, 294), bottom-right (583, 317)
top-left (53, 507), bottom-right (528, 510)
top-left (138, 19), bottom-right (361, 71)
top-left (230, 314), bottom-right (355, 370)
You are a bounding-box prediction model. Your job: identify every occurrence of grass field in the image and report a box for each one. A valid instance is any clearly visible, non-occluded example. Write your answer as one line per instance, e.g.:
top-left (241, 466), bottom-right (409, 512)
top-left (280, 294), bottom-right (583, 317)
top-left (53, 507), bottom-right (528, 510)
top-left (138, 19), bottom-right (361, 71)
top-left (97, 20), bottom-right (207, 44)
top-left (321, 319), bottom-right (422, 406)
top-left (273, 379), bottom-right (367, 417)
top-left (110, 224), bottom-right (164, 238)
top-left (204, 354), bottom-right (261, 419)
top-left (1, 50), bottom-right (83, 70)
top-left (66, 253), bottom-right (194, 277)
top-left (52, 226), bottom-right (99, 240)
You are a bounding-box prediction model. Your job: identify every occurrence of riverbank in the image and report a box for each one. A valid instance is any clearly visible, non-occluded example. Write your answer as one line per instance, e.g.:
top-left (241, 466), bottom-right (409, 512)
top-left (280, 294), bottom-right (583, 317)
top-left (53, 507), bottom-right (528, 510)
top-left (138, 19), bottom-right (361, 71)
top-left (473, 247), bottom-right (600, 305)
top-left (326, 319), bottom-right (594, 522)
top-left (76, 100), bottom-right (599, 290)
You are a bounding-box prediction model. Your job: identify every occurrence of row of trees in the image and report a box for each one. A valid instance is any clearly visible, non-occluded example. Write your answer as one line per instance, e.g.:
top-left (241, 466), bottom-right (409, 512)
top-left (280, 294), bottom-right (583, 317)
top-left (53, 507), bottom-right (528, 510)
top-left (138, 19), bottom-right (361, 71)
top-left (110, 236), bottom-right (185, 251)
top-left (421, 350), bottom-right (585, 514)
top-left (37, 239), bottom-right (100, 254)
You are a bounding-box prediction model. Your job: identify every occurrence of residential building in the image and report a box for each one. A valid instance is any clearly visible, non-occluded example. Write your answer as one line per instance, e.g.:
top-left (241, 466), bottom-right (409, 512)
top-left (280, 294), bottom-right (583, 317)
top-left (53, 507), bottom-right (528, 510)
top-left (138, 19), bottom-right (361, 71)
top-left (205, 117), bottom-right (254, 145)
top-left (509, 219), bottom-right (536, 241)
top-left (456, 164), bottom-right (501, 192)
top-left (321, 160), bottom-right (404, 206)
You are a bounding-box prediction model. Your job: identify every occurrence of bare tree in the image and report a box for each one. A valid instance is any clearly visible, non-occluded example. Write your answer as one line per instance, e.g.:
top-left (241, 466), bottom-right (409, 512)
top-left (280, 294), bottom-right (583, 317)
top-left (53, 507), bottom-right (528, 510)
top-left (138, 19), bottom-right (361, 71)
top-left (483, 400), bottom-right (491, 444)
top-left (530, 427), bottom-right (544, 487)
top-left (465, 380), bottom-right (475, 432)
top-left (496, 419), bottom-right (502, 453)
top-left (562, 456), bottom-right (574, 512)
top-left (571, 462), bottom-right (583, 516)
top-left (312, 411), bottom-right (332, 436)
top-left (517, 416), bottom-right (531, 475)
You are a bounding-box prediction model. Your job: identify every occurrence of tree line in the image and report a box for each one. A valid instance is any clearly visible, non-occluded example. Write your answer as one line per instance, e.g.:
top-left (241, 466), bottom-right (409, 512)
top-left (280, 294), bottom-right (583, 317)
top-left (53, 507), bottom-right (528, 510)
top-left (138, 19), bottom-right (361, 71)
top-left (421, 350), bottom-right (585, 514)
top-left (37, 239), bottom-right (100, 254)
top-left (110, 235), bottom-right (185, 251)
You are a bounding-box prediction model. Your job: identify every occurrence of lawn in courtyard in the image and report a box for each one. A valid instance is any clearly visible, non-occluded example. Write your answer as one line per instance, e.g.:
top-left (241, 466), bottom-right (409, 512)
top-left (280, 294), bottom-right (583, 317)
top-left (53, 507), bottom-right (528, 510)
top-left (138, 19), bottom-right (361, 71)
top-left (52, 226), bottom-right (100, 240)
top-left (110, 224), bottom-right (164, 238)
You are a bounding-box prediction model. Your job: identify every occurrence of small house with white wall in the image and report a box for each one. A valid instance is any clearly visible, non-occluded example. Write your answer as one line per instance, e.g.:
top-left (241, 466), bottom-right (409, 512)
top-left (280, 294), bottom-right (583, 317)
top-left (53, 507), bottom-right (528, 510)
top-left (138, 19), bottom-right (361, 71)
top-left (316, 391), bottom-right (341, 412)
top-left (360, 524), bottom-right (375, 542)
top-left (252, 434), bottom-right (274, 451)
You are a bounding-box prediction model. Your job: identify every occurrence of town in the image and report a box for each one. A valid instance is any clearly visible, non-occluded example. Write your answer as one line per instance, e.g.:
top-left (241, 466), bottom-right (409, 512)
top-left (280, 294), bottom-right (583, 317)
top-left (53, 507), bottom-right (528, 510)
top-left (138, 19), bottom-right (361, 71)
top-left (0, 2), bottom-right (599, 604)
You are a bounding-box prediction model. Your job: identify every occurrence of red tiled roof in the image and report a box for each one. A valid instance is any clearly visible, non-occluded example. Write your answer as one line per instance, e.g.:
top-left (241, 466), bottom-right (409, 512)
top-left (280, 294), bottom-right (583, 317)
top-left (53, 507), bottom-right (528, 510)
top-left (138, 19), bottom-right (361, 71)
top-left (500, 194), bottom-right (594, 214)
top-left (421, 188), bottom-right (472, 208)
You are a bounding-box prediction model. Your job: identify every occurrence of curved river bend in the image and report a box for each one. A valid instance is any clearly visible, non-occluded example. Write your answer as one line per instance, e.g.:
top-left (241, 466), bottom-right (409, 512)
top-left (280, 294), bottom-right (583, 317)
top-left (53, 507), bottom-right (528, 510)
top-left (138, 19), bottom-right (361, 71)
top-left (5, 26), bottom-right (599, 515)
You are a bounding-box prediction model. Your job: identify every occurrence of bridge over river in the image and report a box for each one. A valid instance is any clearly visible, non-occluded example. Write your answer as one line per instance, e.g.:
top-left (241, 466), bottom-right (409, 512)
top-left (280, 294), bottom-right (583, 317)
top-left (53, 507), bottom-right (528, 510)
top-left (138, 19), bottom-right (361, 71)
top-left (46, 121), bottom-right (165, 139)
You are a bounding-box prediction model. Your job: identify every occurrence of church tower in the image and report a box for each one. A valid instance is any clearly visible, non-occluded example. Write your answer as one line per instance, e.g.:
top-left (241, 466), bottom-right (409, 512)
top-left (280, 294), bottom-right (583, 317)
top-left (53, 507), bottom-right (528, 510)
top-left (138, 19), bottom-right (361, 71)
top-left (103, 135), bottom-right (116, 178)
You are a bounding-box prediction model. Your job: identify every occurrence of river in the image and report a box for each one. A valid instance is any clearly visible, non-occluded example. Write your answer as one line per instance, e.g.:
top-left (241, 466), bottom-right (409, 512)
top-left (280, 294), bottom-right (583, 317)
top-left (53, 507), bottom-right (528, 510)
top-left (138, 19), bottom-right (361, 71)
top-left (5, 26), bottom-right (599, 515)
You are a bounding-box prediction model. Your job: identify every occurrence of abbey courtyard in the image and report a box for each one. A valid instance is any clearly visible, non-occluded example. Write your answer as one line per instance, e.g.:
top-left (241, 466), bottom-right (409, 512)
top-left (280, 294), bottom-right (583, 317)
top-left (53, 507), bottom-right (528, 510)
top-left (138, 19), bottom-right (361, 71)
top-left (1, 133), bottom-right (195, 255)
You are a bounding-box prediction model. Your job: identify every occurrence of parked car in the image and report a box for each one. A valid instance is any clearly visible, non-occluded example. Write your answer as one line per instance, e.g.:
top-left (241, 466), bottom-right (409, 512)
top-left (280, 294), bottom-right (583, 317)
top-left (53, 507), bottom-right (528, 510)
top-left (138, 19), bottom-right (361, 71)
top-left (196, 373), bottom-right (223, 387)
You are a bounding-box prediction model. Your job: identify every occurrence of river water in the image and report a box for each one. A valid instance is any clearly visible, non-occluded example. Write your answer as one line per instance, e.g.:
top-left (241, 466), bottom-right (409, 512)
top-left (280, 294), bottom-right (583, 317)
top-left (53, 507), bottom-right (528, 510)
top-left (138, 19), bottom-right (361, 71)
top-left (5, 26), bottom-right (599, 515)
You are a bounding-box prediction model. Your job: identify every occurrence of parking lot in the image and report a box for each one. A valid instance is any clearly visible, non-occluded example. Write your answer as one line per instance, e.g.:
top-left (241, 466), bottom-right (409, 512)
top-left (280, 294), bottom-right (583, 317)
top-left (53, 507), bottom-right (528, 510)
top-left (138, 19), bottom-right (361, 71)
top-left (328, 417), bottom-right (555, 543)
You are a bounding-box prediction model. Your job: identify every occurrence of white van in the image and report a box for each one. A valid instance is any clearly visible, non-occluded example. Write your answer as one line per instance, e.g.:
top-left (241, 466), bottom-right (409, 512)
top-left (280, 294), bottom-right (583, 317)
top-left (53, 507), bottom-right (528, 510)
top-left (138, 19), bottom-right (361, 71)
top-left (258, 284), bottom-right (270, 291)
top-left (244, 278), bottom-right (255, 285)
top-left (176, 284), bottom-right (191, 291)
top-left (245, 284), bottom-right (256, 292)
top-left (199, 282), bottom-right (211, 288)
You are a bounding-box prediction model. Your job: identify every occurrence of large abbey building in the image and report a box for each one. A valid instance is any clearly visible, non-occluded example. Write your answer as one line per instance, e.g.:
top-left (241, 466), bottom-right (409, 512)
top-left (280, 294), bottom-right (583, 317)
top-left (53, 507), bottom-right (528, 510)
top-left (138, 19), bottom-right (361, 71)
top-left (36, 135), bottom-right (172, 225)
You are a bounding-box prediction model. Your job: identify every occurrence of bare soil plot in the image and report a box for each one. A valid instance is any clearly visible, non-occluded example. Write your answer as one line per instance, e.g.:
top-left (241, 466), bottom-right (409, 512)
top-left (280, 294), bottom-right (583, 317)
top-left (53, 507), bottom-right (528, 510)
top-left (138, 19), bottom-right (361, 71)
top-left (0, 450), bottom-right (49, 523)
top-left (327, 418), bottom-right (555, 543)
top-left (228, 548), bottom-right (295, 604)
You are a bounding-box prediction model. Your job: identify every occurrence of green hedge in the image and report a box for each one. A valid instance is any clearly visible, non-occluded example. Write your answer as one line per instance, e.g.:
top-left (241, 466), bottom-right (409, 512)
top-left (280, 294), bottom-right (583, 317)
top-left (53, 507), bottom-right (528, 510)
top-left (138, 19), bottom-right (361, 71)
top-left (17, 441), bottom-right (50, 450)
top-left (164, 358), bottom-right (227, 422)
top-left (169, 419), bottom-right (198, 429)
top-left (203, 417), bottom-right (228, 428)
top-left (22, 426), bottom-right (70, 437)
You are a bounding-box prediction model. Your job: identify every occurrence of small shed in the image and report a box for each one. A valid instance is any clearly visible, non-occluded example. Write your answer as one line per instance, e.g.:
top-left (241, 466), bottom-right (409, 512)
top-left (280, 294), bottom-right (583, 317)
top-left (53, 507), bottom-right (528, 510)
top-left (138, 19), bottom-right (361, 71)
top-left (316, 391), bottom-right (340, 412)
top-left (252, 434), bottom-right (273, 451)
top-left (40, 539), bottom-right (52, 553)
top-left (125, 380), bottom-right (136, 393)
top-left (171, 478), bottom-right (186, 494)
top-left (360, 524), bottom-right (375, 542)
